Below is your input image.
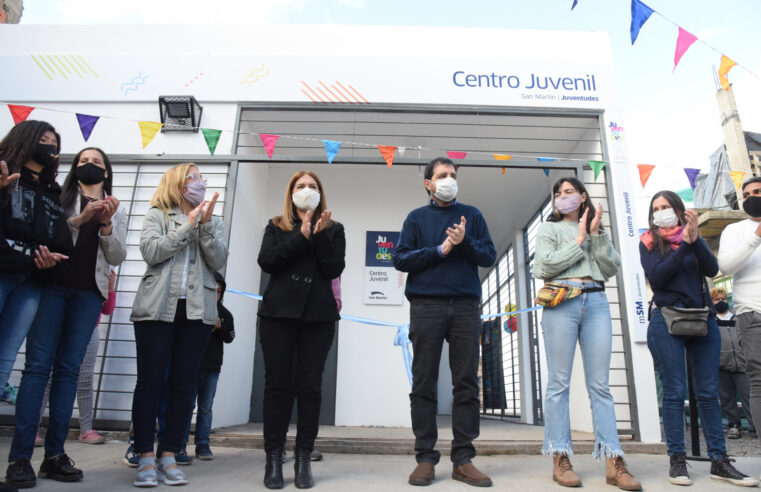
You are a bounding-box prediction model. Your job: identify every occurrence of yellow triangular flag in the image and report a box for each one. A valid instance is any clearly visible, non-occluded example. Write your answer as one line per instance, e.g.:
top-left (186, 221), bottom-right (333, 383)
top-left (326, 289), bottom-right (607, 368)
top-left (138, 121), bottom-right (163, 149)
top-left (730, 171), bottom-right (746, 190)
top-left (493, 154), bottom-right (512, 161)
top-left (718, 55), bottom-right (737, 91)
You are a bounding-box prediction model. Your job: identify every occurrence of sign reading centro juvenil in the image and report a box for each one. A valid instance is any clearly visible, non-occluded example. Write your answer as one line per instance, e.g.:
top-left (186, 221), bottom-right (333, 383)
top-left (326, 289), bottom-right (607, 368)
top-left (364, 231), bottom-right (404, 305)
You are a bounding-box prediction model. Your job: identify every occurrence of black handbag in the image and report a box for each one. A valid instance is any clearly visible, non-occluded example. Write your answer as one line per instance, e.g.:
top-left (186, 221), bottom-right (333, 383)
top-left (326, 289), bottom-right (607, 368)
top-left (660, 278), bottom-right (711, 337)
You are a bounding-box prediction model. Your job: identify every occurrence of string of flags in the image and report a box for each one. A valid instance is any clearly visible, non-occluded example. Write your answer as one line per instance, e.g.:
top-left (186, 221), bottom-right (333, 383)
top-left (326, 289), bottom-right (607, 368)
top-left (4, 102), bottom-right (748, 193)
top-left (573, 0), bottom-right (757, 90)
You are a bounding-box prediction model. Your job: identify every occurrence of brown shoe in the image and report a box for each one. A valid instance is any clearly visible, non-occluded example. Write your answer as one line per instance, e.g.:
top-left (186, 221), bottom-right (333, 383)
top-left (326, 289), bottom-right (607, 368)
top-left (606, 457), bottom-right (642, 491)
top-left (452, 462), bottom-right (493, 487)
top-left (553, 454), bottom-right (582, 487)
top-left (408, 462), bottom-right (435, 486)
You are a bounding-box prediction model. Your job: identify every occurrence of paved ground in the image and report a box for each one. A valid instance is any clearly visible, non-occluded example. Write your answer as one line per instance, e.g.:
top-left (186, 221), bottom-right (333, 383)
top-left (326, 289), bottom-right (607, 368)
top-left (1, 438), bottom-right (760, 491)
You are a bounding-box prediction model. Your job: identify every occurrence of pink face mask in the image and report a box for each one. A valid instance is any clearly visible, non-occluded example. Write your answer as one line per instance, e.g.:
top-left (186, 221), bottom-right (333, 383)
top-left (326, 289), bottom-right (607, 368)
top-left (183, 180), bottom-right (206, 207)
top-left (555, 194), bottom-right (581, 214)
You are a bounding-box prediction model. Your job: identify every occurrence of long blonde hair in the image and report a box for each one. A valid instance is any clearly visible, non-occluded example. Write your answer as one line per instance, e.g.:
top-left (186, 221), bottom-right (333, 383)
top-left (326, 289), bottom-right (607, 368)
top-left (273, 170), bottom-right (333, 232)
top-left (150, 162), bottom-right (196, 214)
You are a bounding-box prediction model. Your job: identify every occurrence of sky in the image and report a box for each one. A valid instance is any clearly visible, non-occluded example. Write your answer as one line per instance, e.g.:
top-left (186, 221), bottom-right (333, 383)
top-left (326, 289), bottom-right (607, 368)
top-left (16, 0), bottom-right (761, 206)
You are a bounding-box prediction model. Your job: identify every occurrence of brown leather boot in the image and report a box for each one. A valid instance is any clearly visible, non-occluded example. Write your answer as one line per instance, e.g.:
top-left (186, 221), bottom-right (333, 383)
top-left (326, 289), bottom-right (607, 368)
top-left (452, 462), bottom-right (493, 487)
top-left (606, 457), bottom-right (642, 491)
top-left (408, 462), bottom-right (435, 486)
top-left (552, 454), bottom-right (582, 487)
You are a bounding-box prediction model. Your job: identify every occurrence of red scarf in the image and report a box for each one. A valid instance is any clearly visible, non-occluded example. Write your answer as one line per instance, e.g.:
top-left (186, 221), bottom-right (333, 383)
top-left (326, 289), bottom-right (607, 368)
top-left (640, 226), bottom-right (684, 252)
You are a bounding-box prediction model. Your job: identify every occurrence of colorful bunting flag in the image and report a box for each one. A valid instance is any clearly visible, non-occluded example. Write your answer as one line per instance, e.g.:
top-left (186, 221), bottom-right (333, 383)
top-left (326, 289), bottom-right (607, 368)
top-left (138, 121), bottom-right (162, 149)
top-left (683, 168), bottom-right (700, 190)
top-left (730, 171), bottom-right (746, 190)
top-left (8, 104), bottom-right (34, 125)
top-left (446, 151), bottom-right (467, 160)
top-left (718, 55), bottom-right (737, 91)
top-left (676, 187), bottom-right (694, 203)
top-left (571, 0), bottom-right (578, 10)
top-left (377, 145), bottom-right (396, 168)
top-left (501, 167), bottom-right (506, 175)
top-left (543, 168), bottom-right (550, 176)
top-left (630, 0), bottom-right (654, 45)
top-left (398, 146), bottom-right (406, 156)
top-left (673, 28), bottom-right (697, 72)
top-left (588, 160), bottom-right (606, 181)
top-left (537, 157), bottom-right (554, 162)
top-left (493, 154), bottom-right (512, 161)
top-left (323, 139), bottom-right (342, 164)
top-left (76, 113), bottom-right (100, 142)
top-left (201, 128), bottom-right (222, 156)
top-left (637, 164), bottom-right (656, 187)
top-left (259, 134), bottom-right (280, 159)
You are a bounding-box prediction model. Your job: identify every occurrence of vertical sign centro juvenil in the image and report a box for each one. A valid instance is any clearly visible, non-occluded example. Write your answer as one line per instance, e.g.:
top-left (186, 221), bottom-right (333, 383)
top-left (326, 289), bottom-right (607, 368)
top-left (364, 231), bottom-right (404, 305)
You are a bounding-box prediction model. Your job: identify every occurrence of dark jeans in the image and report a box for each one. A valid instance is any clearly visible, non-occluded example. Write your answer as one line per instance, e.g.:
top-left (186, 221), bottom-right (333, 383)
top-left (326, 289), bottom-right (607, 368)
top-left (132, 300), bottom-right (212, 454)
top-left (718, 370), bottom-right (754, 429)
top-left (0, 271), bottom-right (41, 391)
top-left (738, 310), bottom-right (761, 443)
top-left (9, 285), bottom-right (103, 461)
top-left (408, 297), bottom-right (480, 467)
top-left (182, 370), bottom-right (220, 446)
top-left (259, 317), bottom-right (335, 453)
top-left (647, 309), bottom-right (726, 460)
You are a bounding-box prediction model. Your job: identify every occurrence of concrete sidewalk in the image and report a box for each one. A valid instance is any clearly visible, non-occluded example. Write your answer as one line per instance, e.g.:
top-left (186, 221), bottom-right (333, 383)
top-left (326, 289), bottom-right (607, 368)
top-left (0, 438), bottom-right (758, 491)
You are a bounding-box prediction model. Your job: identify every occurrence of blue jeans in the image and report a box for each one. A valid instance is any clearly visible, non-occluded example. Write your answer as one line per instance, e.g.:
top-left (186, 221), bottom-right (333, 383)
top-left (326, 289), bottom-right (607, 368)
top-left (0, 271), bottom-right (41, 390)
top-left (182, 370), bottom-right (220, 446)
top-left (647, 309), bottom-right (726, 460)
top-left (540, 281), bottom-right (622, 460)
top-left (9, 286), bottom-right (104, 461)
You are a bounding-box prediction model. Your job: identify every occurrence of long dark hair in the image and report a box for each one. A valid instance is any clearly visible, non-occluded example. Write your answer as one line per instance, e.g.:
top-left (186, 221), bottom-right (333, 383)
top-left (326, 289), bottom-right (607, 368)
top-left (60, 147), bottom-right (114, 214)
top-left (0, 120), bottom-right (61, 186)
top-left (546, 177), bottom-right (600, 233)
top-left (647, 190), bottom-right (687, 256)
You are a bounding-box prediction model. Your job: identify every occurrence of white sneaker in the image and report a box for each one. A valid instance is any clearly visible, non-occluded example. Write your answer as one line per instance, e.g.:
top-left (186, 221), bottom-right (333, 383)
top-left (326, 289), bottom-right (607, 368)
top-left (158, 456), bottom-right (187, 486)
top-left (133, 457), bottom-right (157, 488)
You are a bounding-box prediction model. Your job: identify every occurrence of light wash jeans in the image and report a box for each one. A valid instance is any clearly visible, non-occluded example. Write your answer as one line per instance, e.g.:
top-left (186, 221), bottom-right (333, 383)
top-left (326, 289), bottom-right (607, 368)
top-left (540, 280), bottom-right (622, 460)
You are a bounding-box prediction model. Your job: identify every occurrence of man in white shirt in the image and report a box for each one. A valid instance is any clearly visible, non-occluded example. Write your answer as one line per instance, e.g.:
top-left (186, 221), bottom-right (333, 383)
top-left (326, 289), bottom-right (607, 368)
top-left (718, 176), bottom-right (761, 445)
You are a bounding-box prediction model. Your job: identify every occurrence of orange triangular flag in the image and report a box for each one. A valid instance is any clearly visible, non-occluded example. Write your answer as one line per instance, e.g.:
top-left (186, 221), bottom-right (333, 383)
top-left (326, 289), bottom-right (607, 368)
top-left (718, 55), bottom-right (737, 91)
top-left (8, 104), bottom-right (34, 125)
top-left (730, 171), bottom-right (746, 190)
top-left (637, 164), bottom-right (656, 188)
top-left (501, 167), bottom-right (506, 175)
top-left (377, 145), bottom-right (396, 168)
top-left (493, 154), bottom-right (512, 161)
top-left (138, 121), bottom-right (163, 149)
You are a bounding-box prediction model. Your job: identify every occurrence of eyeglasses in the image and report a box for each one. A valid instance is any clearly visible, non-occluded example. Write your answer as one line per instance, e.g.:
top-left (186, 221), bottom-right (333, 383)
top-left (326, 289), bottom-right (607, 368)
top-left (185, 174), bottom-right (207, 185)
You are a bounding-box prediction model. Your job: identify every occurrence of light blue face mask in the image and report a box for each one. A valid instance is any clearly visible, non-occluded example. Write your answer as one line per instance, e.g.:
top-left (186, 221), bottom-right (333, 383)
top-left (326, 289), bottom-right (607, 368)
top-left (183, 180), bottom-right (206, 207)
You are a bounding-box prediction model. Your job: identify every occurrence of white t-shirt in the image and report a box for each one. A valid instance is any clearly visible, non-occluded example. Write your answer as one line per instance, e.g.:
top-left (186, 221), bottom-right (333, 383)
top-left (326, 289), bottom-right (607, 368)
top-left (716, 311), bottom-right (734, 321)
top-left (718, 219), bottom-right (761, 315)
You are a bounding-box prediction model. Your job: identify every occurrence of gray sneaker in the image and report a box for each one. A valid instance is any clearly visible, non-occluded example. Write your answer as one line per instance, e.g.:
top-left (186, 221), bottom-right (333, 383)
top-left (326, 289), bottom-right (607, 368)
top-left (157, 456), bottom-right (187, 486)
top-left (728, 426), bottom-right (741, 439)
top-left (133, 457), bottom-right (157, 488)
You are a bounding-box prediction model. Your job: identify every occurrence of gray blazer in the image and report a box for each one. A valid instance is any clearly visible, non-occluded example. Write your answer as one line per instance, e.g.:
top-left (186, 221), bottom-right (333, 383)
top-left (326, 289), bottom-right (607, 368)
top-left (130, 206), bottom-right (228, 326)
top-left (67, 198), bottom-right (128, 299)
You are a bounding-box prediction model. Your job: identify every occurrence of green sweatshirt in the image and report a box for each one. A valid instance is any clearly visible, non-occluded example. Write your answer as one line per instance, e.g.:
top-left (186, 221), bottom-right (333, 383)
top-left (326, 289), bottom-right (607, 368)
top-left (532, 220), bottom-right (621, 282)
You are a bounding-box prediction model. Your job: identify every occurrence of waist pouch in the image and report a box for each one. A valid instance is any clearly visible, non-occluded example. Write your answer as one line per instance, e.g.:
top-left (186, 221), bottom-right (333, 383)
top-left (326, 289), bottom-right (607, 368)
top-left (660, 306), bottom-right (710, 337)
top-left (535, 282), bottom-right (603, 308)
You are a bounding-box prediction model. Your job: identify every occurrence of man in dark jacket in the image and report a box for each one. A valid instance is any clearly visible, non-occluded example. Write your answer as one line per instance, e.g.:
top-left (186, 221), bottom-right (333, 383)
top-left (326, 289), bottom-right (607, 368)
top-left (393, 157), bottom-right (496, 488)
top-left (185, 271), bottom-right (235, 460)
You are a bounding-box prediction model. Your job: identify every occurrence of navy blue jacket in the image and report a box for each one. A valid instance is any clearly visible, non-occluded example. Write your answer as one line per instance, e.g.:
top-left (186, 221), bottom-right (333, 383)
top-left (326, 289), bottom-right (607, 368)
top-left (392, 201), bottom-right (496, 300)
top-left (639, 237), bottom-right (718, 311)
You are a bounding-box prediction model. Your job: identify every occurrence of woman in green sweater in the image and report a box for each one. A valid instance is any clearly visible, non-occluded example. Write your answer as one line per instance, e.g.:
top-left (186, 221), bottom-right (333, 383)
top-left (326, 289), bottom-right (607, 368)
top-left (533, 177), bottom-right (639, 490)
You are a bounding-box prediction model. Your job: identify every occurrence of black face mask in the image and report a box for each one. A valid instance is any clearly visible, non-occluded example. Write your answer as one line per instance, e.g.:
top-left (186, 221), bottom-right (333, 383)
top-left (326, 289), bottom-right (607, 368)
top-left (75, 163), bottom-right (106, 185)
top-left (715, 300), bottom-right (729, 313)
top-left (31, 143), bottom-right (59, 168)
top-left (742, 195), bottom-right (761, 218)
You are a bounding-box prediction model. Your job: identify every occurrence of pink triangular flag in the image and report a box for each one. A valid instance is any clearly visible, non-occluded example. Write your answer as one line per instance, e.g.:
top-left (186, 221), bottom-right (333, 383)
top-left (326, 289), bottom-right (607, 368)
top-left (259, 134), bottom-right (280, 159)
top-left (673, 27), bottom-right (698, 72)
top-left (446, 151), bottom-right (467, 160)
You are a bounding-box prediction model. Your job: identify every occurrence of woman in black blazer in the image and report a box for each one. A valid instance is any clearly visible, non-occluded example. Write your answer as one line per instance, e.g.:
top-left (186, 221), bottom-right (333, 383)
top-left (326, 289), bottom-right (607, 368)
top-left (257, 170), bottom-right (345, 490)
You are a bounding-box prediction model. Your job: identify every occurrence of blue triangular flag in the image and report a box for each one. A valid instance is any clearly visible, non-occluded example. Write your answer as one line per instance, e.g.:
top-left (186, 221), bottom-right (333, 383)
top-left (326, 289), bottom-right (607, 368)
top-left (76, 113), bottom-right (100, 142)
top-left (537, 157), bottom-right (554, 162)
top-left (630, 0), bottom-right (654, 45)
top-left (571, 0), bottom-right (578, 10)
top-left (323, 139), bottom-right (342, 164)
top-left (543, 168), bottom-right (550, 176)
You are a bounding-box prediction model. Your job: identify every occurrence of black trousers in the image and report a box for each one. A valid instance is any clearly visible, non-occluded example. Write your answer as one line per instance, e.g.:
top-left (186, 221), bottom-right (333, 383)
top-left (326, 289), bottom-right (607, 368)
top-left (719, 370), bottom-right (755, 429)
top-left (408, 297), bottom-right (481, 466)
top-left (259, 317), bottom-right (335, 453)
top-left (132, 300), bottom-right (212, 454)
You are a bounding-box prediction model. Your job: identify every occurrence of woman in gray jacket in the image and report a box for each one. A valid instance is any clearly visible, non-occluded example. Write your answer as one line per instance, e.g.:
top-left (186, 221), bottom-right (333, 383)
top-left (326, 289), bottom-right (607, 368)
top-left (129, 163), bottom-right (227, 488)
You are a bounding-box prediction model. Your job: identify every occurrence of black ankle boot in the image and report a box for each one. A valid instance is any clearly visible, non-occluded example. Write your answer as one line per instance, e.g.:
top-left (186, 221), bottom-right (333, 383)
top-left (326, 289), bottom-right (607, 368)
top-left (264, 448), bottom-right (284, 489)
top-left (294, 448), bottom-right (313, 489)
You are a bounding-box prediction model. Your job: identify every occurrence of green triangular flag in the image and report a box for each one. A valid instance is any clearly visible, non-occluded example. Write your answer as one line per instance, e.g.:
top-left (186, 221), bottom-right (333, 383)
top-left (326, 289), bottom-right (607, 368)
top-left (588, 160), bottom-right (606, 181)
top-left (201, 128), bottom-right (222, 156)
top-left (676, 187), bottom-right (694, 203)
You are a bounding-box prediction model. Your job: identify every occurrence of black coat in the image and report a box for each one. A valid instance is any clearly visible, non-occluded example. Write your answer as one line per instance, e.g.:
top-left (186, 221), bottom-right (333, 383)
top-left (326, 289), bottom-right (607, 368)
top-left (257, 219), bottom-right (345, 322)
top-left (200, 303), bottom-right (235, 373)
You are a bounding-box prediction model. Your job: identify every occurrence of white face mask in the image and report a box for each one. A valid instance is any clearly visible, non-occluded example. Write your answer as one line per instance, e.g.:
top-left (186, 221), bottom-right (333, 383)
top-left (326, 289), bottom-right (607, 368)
top-left (292, 187), bottom-right (321, 211)
top-left (653, 208), bottom-right (679, 228)
top-left (432, 177), bottom-right (458, 202)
